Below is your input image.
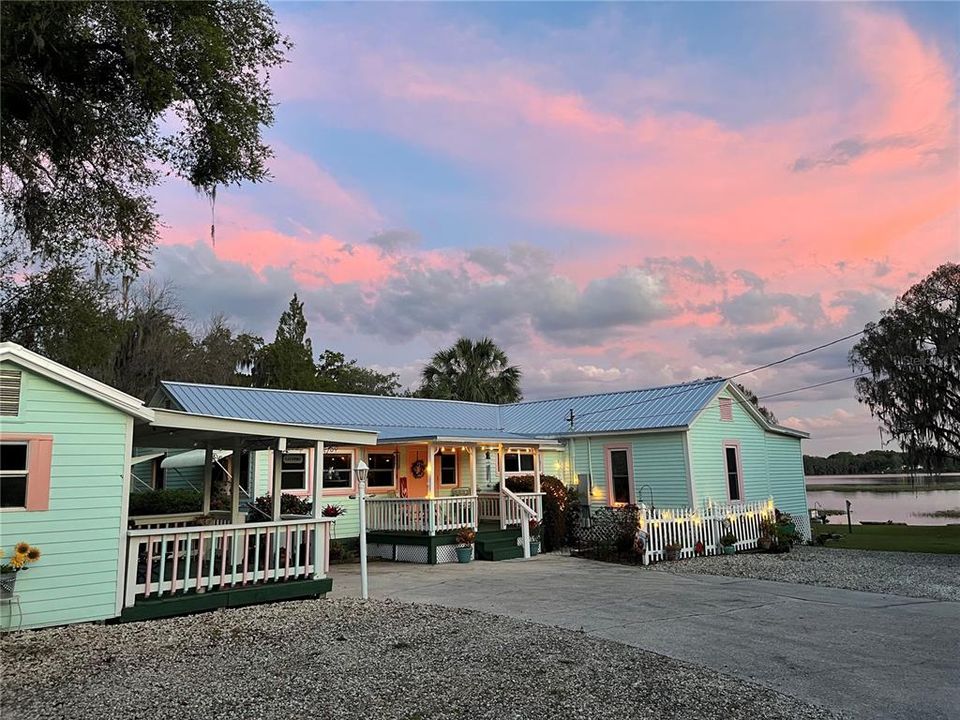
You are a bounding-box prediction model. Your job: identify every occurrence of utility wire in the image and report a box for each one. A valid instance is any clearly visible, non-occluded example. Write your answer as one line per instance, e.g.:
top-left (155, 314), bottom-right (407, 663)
top-left (757, 372), bottom-right (870, 400)
top-left (572, 329), bottom-right (866, 423)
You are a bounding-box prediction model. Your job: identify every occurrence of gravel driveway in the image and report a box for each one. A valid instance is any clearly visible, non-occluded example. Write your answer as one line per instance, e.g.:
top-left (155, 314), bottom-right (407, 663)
top-left (652, 545), bottom-right (960, 600)
top-left (2, 599), bottom-right (838, 720)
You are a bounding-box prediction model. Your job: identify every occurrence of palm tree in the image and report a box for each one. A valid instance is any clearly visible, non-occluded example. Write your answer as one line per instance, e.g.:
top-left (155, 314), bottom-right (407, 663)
top-left (420, 337), bottom-right (522, 403)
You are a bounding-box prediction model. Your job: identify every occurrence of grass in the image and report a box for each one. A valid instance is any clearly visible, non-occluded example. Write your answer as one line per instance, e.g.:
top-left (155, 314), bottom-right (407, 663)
top-left (806, 481), bottom-right (960, 492)
top-left (814, 523), bottom-right (960, 554)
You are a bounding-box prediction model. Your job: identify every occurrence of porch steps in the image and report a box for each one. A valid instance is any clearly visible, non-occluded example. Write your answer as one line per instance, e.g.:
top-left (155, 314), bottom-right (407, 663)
top-left (475, 525), bottom-right (523, 561)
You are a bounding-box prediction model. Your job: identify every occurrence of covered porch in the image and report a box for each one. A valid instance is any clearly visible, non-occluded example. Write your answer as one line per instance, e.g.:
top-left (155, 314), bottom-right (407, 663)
top-left (364, 438), bottom-right (557, 564)
top-left (122, 409), bottom-right (377, 620)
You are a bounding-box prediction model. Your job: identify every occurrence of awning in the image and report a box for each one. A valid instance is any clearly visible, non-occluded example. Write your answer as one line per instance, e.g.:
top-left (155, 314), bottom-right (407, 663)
top-left (161, 449), bottom-right (232, 470)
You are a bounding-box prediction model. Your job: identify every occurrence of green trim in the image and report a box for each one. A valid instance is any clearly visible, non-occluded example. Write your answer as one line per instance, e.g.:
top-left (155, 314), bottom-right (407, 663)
top-left (117, 578), bottom-right (333, 622)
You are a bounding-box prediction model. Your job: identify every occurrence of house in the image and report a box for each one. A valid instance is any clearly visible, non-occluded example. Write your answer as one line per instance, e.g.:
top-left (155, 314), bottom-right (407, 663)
top-left (0, 343), bottom-right (375, 630)
top-left (151, 377), bottom-right (811, 562)
top-left (1, 341), bottom-right (810, 631)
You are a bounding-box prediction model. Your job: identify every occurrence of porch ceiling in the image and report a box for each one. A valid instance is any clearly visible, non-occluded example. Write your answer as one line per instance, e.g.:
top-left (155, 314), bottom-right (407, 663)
top-left (134, 408), bottom-right (378, 450)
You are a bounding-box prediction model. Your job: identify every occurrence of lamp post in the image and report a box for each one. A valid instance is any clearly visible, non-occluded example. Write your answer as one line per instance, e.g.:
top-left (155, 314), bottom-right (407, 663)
top-left (355, 460), bottom-right (369, 600)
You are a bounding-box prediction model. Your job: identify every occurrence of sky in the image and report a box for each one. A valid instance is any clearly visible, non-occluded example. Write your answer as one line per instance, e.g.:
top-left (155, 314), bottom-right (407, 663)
top-left (149, 2), bottom-right (960, 456)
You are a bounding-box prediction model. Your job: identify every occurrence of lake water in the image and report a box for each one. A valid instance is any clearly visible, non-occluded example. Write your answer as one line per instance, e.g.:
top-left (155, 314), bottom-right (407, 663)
top-left (805, 474), bottom-right (960, 525)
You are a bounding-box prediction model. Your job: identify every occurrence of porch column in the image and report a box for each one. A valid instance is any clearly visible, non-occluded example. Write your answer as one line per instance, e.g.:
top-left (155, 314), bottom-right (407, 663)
top-left (469, 447), bottom-right (478, 530)
top-left (201, 444), bottom-right (213, 514)
top-left (271, 440), bottom-right (285, 521)
top-left (498, 442), bottom-right (506, 530)
top-left (426, 442), bottom-right (436, 497)
top-left (230, 441), bottom-right (243, 524)
top-left (533, 447), bottom-right (542, 521)
top-left (311, 440), bottom-right (324, 515)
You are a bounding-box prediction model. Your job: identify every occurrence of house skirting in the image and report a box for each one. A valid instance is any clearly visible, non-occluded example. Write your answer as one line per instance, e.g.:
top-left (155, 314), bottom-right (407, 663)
top-left (367, 531), bottom-right (470, 565)
top-left (117, 577), bottom-right (333, 623)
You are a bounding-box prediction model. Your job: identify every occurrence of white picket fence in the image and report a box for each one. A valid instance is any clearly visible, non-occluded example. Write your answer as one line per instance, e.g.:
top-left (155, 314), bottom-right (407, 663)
top-left (640, 499), bottom-right (773, 564)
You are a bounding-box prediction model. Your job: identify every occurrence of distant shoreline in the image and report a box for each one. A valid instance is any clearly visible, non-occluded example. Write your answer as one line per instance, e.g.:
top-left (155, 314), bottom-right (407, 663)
top-left (805, 473), bottom-right (960, 481)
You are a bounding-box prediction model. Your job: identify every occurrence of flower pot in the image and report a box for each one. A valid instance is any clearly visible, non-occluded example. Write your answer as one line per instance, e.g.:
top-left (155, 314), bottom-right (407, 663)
top-left (0, 572), bottom-right (16, 599)
top-left (529, 540), bottom-right (541, 556)
top-left (758, 537), bottom-right (773, 551)
top-left (721, 545), bottom-right (736, 555)
top-left (455, 545), bottom-right (473, 564)
top-left (664, 547), bottom-right (680, 561)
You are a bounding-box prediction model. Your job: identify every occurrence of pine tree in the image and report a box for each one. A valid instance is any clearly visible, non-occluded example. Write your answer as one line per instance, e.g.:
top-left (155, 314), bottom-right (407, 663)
top-left (251, 294), bottom-right (318, 390)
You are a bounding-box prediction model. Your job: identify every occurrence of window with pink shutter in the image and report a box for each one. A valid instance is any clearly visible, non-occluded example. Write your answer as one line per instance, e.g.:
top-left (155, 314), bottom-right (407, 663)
top-left (719, 397), bottom-right (733, 421)
top-left (0, 436), bottom-right (53, 511)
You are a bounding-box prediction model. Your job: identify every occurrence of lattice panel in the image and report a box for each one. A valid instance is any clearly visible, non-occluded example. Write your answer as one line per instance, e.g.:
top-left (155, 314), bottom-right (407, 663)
top-left (435, 544), bottom-right (470, 564)
top-left (369, 543), bottom-right (394, 560)
top-left (394, 544), bottom-right (429, 564)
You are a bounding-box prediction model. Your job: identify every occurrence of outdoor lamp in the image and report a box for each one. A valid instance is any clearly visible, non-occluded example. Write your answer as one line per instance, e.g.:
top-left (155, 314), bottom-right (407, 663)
top-left (355, 460), bottom-right (370, 600)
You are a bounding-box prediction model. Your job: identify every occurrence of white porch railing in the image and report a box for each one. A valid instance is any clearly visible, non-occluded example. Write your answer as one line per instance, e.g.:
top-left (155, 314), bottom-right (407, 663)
top-left (365, 496), bottom-right (477, 535)
top-left (640, 499), bottom-right (773, 564)
top-left (500, 491), bottom-right (544, 527)
top-left (123, 517), bottom-right (333, 608)
top-left (477, 493), bottom-right (500, 522)
top-left (128, 510), bottom-right (232, 530)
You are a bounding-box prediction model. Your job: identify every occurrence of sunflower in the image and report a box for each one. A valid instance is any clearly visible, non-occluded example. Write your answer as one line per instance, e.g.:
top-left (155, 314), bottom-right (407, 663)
top-left (15, 541), bottom-right (30, 555)
top-left (26, 546), bottom-right (41, 562)
top-left (10, 554), bottom-right (27, 570)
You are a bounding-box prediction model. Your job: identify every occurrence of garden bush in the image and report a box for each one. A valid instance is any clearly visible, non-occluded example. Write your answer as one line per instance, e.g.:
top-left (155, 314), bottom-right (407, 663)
top-left (249, 493), bottom-right (313, 520)
top-left (495, 474), bottom-right (572, 552)
top-left (128, 489), bottom-right (203, 516)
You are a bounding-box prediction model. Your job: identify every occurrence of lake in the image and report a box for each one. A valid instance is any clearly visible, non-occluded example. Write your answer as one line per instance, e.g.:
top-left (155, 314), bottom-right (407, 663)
top-left (805, 474), bottom-right (960, 525)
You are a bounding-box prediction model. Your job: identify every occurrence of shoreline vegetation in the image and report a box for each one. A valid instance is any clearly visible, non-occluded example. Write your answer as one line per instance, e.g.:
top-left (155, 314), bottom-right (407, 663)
top-left (806, 480), bottom-right (960, 492)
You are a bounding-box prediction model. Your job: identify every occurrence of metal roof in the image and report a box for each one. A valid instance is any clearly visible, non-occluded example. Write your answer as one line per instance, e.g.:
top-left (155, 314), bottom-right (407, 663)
top-left (156, 379), bottom-right (729, 441)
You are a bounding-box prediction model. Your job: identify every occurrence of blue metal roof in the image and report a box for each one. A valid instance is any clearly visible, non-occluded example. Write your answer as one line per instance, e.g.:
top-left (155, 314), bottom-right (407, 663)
top-left (157, 379), bottom-right (727, 441)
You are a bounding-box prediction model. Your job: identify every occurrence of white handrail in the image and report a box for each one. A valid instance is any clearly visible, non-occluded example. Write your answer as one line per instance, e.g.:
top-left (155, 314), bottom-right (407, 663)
top-left (501, 487), bottom-right (537, 559)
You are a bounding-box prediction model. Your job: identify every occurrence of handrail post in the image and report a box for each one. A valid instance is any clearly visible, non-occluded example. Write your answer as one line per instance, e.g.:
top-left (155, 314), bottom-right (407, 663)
top-left (520, 514), bottom-right (530, 559)
top-left (427, 498), bottom-right (436, 536)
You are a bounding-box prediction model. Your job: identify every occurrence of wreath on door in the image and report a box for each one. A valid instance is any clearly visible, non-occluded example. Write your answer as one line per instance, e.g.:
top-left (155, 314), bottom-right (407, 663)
top-left (410, 459), bottom-right (426, 478)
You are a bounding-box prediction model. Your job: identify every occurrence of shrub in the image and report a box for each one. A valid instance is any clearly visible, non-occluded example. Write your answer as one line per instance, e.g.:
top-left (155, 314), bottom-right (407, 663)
top-left (456, 528), bottom-right (476, 546)
top-left (249, 493), bottom-right (313, 520)
top-left (720, 532), bottom-right (738, 546)
top-left (129, 489), bottom-right (202, 516)
top-left (494, 474), bottom-right (571, 552)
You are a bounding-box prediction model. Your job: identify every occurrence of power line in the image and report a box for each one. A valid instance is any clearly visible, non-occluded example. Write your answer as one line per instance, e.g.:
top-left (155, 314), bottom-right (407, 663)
top-left (573, 329), bottom-right (866, 422)
top-left (757, 372), bottom-right (870, 400)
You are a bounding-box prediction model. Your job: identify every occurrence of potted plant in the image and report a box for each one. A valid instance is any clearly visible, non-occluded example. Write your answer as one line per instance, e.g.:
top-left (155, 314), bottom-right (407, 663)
top-left (664, 542), bottom-right (682, 561)
top-left (758, 518), bottom-right (775, 551)
top-left (321, 504), bottom-right (346, 518)
top-left (1, 542), bottom-right (41, 599)
top-left (455, 528), bottom-right (476, 563)
top-left (720, 532), bottom-right (738, 555)
top-left (528, 518), bottom-right (542, 556)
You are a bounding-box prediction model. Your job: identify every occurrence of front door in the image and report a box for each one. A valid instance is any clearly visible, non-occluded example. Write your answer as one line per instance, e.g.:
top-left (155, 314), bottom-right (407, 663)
top-left (404, 447), bottom-right (429, 497)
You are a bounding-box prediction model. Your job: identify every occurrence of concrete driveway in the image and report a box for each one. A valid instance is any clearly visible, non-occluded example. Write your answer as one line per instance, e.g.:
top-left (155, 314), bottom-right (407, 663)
top-left (330, 555), bottom-right (960, 720)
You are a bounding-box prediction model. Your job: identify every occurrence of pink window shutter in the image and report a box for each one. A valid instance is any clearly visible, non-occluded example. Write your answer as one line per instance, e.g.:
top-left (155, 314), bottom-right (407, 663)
top-left (25, 437), bottom-right (53, 511)
top-left (719, 398), bottom-right (733, 422)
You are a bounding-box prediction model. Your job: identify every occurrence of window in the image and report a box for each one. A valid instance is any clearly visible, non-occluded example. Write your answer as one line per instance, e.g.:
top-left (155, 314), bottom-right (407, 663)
top-left (0, 442), bottom-right (28, 508)
top-left (439, 453), bottom-right (457, 486)
top-left (324, 452), bottom-right (353, 490)
top-left (607, 448), bottom-right (632, 505)
top-left (503, 451), bottom-right (535, 474)
top-left (367, 453), bottom-right (396, 488)
top-left (724, 444), bottom-right (742, 501)
top-left (719, 397), bottom-right (733, 422)
top-left (0, 369), bottom-right (21, 417)
top-left (280, 452), bottom-right (307, 491)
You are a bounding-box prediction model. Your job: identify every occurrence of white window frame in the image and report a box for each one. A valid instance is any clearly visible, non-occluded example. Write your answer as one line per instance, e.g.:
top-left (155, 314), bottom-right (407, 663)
top-left (279, 450), bottom-right (308, 492)
top-left (502, 450), bottom-right (535, 477)
top-left (723, 442), bottom-right (744, 501)
top-left (604, 444), bottom-right (634, 506)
